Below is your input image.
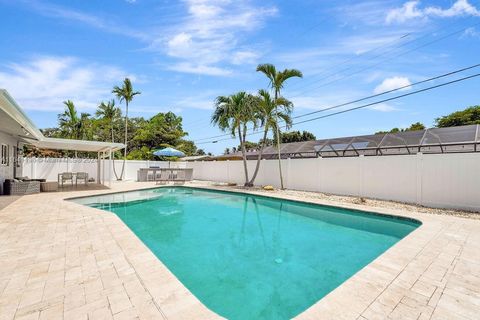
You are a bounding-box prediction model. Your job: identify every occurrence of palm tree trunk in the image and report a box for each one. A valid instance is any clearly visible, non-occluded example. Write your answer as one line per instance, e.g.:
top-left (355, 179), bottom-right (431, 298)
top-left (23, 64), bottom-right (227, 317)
top-left (274, 90), bottom-right (285, 189)
top-left (238, 126), bottom-right (249, 185)
top-left (248, 128), bottom-right (269, 186)
top-left (120, 101), bottom-right (128, 180)
top-left (111, 124), bottom-right (120, 180)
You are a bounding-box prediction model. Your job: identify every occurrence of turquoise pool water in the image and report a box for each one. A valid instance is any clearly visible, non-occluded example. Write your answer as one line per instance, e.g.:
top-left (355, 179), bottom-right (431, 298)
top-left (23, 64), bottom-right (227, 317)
top-left (71, 187), bottom-right (420, 319)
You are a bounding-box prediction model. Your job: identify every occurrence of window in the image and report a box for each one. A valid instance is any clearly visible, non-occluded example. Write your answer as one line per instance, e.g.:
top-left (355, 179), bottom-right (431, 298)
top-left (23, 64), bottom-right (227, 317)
top-left (13, 146), bottom-right (21, 168)
top-left (1, 144), bottom-right (9, 166)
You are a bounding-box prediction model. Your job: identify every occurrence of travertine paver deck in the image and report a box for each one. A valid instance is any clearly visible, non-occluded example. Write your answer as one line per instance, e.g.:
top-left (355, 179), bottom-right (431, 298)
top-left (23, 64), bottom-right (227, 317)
top-left (0, 181), bottom-right (479, 319)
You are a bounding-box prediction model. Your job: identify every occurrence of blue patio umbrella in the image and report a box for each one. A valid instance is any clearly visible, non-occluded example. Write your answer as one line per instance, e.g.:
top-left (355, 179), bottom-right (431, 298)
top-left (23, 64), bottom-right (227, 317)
top-left (153, 147), bottom-right (185, 167)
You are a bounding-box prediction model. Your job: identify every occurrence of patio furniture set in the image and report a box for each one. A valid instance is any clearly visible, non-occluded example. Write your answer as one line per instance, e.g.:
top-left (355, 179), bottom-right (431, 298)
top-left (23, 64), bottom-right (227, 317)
top-left (137, 168), bottom-right (193, 184)
top-left (2, 172), bottom-right (90, 195)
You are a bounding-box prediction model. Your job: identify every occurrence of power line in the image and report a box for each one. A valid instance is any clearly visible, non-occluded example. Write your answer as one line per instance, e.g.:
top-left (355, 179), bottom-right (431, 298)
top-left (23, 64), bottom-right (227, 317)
top-left (293, 73), bottom-right (480, 126)
top-left (185, 20), bottom-right (478, 134)
top-left (286, 18), bottom-right (476, 93)
top-left (288, 21), bottom-right (480, 98)
top-left (196, 72), bottom-right (480, 145)
top-left (286, 32), bottom-right (412, 91)
top-left (292, 63), bottom-right (480, 119)
top-left (193, 63), bottom-right (480, 143)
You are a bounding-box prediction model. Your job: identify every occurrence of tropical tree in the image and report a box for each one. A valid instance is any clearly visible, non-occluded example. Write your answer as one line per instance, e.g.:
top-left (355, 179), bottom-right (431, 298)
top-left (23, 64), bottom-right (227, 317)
top-left (248, 89), bottom-right (293, 186)
top-left (256, 63), bottom-right (302, 189)
top-left (281, 130), bottom-right (316, 143)
top-left (58, 100), bottom-right (84, 157)
top-left (96, 100), bottom-right (121, 143)
top-left (133, 112), bottom-right (187, 149)
top-left (58, 100), bottom-right (79, 139)
top-left (112, 78), bottom-right (141, 180)
top-left (435, 106), bottom-right (480, 127)
top-left (96, 100), bottom-right (121, 179)
top-left (211, 92), bottom-right (257, 186)
top-left (78, 112), bottom-right (92, 140)
top-left (376, 122), bottom-right (426, 134)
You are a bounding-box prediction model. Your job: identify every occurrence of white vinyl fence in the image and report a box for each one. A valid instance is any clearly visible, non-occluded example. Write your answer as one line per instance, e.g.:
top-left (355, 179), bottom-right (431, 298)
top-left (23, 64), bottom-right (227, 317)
top-left (186, 153), bottom-right (480, 212)
top-left (22, 158), bottom-right (99, 182)
top-left (21, 153), bottom-right (480, 211)
top-left (21, 158), bottom-right (186, 182)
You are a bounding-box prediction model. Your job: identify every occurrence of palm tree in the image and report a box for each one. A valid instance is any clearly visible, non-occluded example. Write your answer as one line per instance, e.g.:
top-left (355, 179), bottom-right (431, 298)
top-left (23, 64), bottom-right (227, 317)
top-left (248, 89), bottom-right (292, 186)
top-left (211, 92), bottom-right (257, 185)
top-left (96, 100), bottom-right (121, 179)
top-left (58, 100), bottom-right (81, 157)
top-left (96, 100), bottom-right (121, 143)
top-left (58, 100), bottom-right (79, 139)
top-left (256, 63), bottom-right (302, 189)
top-left (58, 100), bottom-right (91, 157)
top-left (78, 112), bottom-right (91, 140)
top-left (112, 78), bottom-right (141, 180)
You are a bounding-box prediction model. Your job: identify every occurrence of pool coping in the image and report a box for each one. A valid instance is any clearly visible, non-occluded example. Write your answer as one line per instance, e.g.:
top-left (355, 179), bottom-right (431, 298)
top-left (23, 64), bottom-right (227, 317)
top-left (64, 183), bottom-right (464, 319)
top-left (64, 183), bottom-right (438, 318)
top-left (1, 181), bottom-right (478, 319)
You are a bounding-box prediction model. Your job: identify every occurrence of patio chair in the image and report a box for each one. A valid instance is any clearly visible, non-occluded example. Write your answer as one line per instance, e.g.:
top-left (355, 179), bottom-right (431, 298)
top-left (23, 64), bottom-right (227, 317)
top-left (156, 170), bottom-right (170, 185)
top-left (60, 172), bottom-right (74, 188)
top-left (146, 170), bottom-right (155, 182)
top-left (76, 172), bottom-right (88, 186)
top-left (173, 170), bottom-right (186, 184)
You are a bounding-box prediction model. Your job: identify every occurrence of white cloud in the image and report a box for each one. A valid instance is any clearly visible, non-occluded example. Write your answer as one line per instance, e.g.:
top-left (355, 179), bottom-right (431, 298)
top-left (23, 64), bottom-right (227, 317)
top-left (374, 76), bottom-right (412, 94)
top-left (167, 63), bottom-right (232, 76)
top-left (367, 103), bottom-right (399, 112)
top-left (425, 0), bottom-right (480, 17)
top-left (20, 0), bottom-right (148, 40)
top-left (157, 0), bottom-right (277, 75)
top-left (386, 0), bottom-right (480, 24)
top-left (0, 56), bottom-right (134, 111)
top-left (463, 27), bottom-right (480, 38)
top-left (231, 50), bottom-right (260, 65)
top-left (386, 1), bottom-right (424, 24)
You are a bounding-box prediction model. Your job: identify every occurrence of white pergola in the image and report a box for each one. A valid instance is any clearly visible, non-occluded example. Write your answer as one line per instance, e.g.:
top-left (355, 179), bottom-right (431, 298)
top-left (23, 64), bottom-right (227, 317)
top-left (1, 89), bottom-right (125, 187)
top-left (24, 137), bottom-right (124, 186)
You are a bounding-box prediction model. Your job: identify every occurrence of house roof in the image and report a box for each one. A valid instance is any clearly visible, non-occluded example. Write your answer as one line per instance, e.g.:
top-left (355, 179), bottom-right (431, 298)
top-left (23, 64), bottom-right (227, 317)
top-left (0, 89), bottom-right (124, 152)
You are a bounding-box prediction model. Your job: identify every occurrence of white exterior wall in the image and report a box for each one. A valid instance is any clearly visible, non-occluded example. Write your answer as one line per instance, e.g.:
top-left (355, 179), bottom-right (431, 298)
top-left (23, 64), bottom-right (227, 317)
top-left (18, 153), bottom-right (480, 211)
top-left (0, 131), bottom-right (21, 194)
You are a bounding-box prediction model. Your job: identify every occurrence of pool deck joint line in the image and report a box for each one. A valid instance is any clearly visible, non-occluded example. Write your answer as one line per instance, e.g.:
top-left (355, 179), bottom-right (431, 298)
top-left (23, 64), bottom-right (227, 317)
top-left (0, 181), bottom-right (479, 320)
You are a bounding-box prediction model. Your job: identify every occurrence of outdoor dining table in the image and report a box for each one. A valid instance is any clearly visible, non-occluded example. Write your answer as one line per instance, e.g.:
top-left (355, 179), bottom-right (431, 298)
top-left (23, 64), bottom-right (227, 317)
top-left (137, 168), bottom-right (193, 182)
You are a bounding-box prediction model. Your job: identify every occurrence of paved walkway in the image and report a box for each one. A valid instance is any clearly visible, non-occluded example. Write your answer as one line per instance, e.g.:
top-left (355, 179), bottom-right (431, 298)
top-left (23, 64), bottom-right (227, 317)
top-left (0, 182), bottom-right (479, 319)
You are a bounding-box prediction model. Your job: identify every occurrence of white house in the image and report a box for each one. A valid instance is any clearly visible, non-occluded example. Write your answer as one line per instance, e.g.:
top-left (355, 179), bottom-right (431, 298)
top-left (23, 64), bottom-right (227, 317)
top-left (0, 89), bottom-right (124, 194)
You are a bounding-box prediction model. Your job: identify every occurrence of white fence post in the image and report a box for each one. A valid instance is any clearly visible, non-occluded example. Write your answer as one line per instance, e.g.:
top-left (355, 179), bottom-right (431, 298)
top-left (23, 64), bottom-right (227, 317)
top-left (416, 152), bottom-right (423, 207)
top-left (359, 154), bottom-right (365, 198)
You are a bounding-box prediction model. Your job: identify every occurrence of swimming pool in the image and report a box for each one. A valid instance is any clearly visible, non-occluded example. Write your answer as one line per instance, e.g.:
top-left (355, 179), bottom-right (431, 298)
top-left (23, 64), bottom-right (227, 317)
top-left (71, 187), bottom-right (420, 319)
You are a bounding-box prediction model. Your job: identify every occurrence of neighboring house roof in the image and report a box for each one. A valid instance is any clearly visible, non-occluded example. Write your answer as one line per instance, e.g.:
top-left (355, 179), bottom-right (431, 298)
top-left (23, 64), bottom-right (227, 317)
top-left (182, 155), bottom-right (213, 161)
top-left (0, 89), bottom-right (124, 152)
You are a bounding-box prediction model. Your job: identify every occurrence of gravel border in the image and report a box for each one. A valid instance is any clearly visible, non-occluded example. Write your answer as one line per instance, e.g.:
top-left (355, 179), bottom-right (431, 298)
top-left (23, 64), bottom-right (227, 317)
top-left (189, 180), bottom-right (479, 220)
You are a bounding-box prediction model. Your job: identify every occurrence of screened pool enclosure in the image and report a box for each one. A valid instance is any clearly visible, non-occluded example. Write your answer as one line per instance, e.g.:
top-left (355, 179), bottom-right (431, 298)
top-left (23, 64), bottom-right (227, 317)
top-left (227, 124), bottom-right (480, 159)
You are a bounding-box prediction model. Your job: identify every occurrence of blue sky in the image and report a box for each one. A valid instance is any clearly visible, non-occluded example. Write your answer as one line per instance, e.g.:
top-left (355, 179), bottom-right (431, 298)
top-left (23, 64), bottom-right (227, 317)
top-left (0, 0), bottom-right (479, 154)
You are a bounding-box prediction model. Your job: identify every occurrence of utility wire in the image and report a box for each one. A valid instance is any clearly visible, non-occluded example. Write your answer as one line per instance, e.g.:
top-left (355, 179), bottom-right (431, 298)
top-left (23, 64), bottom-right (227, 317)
top-left (193, 63), bottom-right (480, 142)
top-left (286, 32), bottom-right (412, 91)
top-left (288, 21), bottom-right (480, 98)
top-left (195, 72), bottom-right (480, 145)
top-left (292, 63), bottom-right (480, 119)
top-left (187, 21), bottom-right (478, 135)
